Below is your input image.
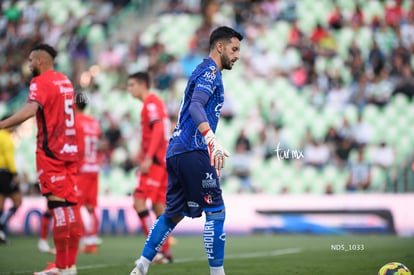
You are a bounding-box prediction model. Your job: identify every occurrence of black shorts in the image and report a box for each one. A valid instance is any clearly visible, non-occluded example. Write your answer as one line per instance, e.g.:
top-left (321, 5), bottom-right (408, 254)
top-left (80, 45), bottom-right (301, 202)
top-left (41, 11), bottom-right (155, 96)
top-left (0, 171), bottom-right (19, 195)
top-left (165, 150), bottom-right (224, 218)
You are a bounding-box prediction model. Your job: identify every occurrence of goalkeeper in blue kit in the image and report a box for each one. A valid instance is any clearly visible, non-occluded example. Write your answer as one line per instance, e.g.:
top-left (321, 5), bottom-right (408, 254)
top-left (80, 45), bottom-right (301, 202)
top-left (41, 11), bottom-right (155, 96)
top-left (131, 26), bottom-right (243, 275)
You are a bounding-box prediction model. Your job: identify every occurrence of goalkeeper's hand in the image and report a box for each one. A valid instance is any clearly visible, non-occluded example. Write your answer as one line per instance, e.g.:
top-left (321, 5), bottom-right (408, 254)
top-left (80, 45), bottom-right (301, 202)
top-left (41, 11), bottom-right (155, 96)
top-left (202, 129), bottom-right (230, 170)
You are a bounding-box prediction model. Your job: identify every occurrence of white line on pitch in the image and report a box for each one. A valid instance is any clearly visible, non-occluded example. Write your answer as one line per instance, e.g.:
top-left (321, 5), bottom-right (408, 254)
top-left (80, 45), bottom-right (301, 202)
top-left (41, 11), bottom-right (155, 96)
top-left (174, 247), bottom-right (303, 263)
top-left (0, 248), bottom-right (302, 274)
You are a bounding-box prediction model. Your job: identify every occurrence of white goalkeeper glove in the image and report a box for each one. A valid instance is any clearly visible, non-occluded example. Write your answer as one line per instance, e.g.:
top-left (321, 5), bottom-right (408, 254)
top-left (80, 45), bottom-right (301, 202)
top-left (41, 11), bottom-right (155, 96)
top-left (202, 129), bottom-right (230, 170)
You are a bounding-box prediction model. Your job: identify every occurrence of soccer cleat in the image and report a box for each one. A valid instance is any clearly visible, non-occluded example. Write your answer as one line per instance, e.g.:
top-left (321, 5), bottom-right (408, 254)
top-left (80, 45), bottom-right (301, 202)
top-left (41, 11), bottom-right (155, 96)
top-left (0, 230), bottom-right (7, 244)
top-left (152, 252), bottom-right (173, 264)
top-left (38, 239), bottom-right (56, 254)
top-left (60, 265), bottom-right (77, 275)
top-left (130, 263), bottom-right (146, 275)
top-left (81, 244), bottom-right (98, 254)
top-left (33, 262), bottom-right (59, 275)
top-left (89, 235), bottom-right (103, 246)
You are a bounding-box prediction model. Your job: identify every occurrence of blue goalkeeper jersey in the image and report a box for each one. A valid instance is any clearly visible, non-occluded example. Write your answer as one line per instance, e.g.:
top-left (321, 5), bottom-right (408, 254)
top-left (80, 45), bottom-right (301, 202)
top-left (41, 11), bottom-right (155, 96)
top-left (167, 57), bottom-right (224, 158)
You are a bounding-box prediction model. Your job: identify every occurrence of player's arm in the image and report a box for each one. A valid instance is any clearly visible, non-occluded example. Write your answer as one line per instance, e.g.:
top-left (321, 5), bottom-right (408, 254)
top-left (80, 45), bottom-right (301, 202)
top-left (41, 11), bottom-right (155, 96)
top-left (189, 90), bottom-right (229, 170)
top-left (0, 101), bottom-right (38, 129)
top-left (141, 119), bottom-right (164, 173)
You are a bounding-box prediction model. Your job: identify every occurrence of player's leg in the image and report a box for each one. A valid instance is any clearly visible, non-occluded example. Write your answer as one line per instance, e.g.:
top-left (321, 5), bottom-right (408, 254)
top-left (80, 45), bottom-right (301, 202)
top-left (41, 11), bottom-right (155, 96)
top-left (48, 201), bottom-right (71, 270)
top-left (190, 151), bottom-right (227, 275)
top-left (204, 209), bottom-right (226, 275)
top-left (67, 204), bottom-right (82, 267)
top-left (152, 202), bottom-right (172, 263)
top-left (0, 193), bottom-right (6, 243)
top-left (66, 162), bottom-right (82, 266)
top-left (150, 167), bottom-right (173, 263)
top-left (132, 214), bottom-right (182, 275)
top-left (133, 173), bottom-right (153, 237)
top-left (131, 155), bottom-right (185, 275)
top-left (86, 173), bottom-right (100, 246)
top-left (0, 173), bottom-right (21, 243)
top-left (0, 188), bottom-right (22, 243)
top-left (38, 208), bottom-right (56, 254)
top-left (134, 197), bottom-right (153, 236)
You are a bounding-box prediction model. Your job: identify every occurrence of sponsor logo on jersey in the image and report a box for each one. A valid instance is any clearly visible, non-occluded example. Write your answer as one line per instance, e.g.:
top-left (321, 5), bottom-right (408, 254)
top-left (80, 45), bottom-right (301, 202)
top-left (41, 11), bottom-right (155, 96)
top-left (65, 129), bottom-right (76, 136)
top-left (203, 66), bottom-right (217, 83)
top-left (50, 175), bottom-right (66, 183)
top-left (60, 86), bottom-right (73, 94)
top-left (53, 79), bottom-right (71, 86)
top-left (204, 194), bottom-right (213, 204)
top-left (60, 144), bottom-right (78, 154)
top-left (187, 201), bottom-right (200, 208)
top-left (215, 102), bottom-right (223, 118)
top-left (196, 83), bottom-right (214, 93)
top-left (30, 83), bottom-right (37, 91)
top-left (202, 172), bottom-right (217, 188)
top-left (172, 129), bottom-right (181, 137)
top-left (146, 178), bottom-right (161, 187)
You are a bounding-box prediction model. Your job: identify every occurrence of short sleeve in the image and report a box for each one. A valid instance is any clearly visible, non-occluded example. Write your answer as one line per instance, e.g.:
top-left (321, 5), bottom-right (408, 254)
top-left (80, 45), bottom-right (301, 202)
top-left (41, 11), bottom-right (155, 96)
top-left (194, 65), bottom-right (219, 97)
top-left (28, 79), bottom-right (47, 107)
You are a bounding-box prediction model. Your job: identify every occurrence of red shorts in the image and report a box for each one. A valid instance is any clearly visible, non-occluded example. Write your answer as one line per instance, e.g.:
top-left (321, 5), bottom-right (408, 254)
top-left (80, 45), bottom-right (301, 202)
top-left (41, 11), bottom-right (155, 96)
top-left (133, 164), bottom-right (167, 204)
top-left (36, 150), bottom-right (78, 204)
top-left (76, 172), bottom-right (99, 207)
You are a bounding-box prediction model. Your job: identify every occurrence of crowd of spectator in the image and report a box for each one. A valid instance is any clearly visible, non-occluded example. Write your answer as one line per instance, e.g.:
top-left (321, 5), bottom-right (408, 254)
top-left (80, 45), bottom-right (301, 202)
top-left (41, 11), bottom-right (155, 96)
top-left (2, 0), bottom-right (413, 195)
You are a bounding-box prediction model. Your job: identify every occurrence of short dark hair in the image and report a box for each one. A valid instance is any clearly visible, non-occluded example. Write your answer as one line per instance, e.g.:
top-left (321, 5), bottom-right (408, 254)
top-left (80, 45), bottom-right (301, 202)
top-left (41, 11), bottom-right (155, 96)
top-left (128, 71), bottom-right (150, 88)
top-left (31, 44), bottom-right (58, 59)
top-left (75, 92), bottom-right (89, 110)
top-left (209, 26), bottom-right (243, 50)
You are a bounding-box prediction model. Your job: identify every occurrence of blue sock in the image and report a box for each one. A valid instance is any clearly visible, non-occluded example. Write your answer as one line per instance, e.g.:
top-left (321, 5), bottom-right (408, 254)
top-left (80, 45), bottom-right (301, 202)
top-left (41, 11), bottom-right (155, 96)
top-left (142, 214), bottom-right (176, 261)
top-left (204, 211), bottom-right (226, 267)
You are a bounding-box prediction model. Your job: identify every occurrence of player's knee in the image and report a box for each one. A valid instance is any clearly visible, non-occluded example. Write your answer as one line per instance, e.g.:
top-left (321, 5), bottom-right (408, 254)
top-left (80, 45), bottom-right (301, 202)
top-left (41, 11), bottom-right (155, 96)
top-left (138, 209), bottom-right (150, 218)
top-left (43, 211), bottom-right (52, 219)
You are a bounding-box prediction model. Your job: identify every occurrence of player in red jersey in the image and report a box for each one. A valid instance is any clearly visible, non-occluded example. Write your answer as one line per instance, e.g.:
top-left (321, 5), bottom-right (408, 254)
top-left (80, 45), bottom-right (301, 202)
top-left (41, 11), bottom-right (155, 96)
top-left (0, 44), bottom-right (81, 275)
top-left (74, 92), bottom-right (102, 254)
top-left (127, 71), bottom-right (173, 263)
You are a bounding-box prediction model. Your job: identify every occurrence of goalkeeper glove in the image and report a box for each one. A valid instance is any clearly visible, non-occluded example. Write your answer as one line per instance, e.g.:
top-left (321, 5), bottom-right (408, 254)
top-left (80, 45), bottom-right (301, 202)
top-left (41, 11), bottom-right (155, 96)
top-left (202, 129), bottom-right (230, 170)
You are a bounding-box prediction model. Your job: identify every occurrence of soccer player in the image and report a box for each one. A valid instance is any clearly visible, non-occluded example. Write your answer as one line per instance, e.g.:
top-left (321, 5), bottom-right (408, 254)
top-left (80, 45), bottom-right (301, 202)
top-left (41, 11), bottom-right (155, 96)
top-left (127, 71), bottom-right (172, 263)
top-left (131, 26), bottom-right (243, 275)
top-left (74, 92), bottom-right (102, 253)
top-left (0, 115), bottom-right (22, 244)
top-left (0, 44), bottom-right (82, 275)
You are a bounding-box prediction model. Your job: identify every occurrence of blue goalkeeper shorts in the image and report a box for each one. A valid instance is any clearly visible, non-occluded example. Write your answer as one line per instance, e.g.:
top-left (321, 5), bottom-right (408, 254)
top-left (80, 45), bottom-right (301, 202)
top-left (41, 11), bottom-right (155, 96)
top-left (165, 150), bottom-right (225, 218)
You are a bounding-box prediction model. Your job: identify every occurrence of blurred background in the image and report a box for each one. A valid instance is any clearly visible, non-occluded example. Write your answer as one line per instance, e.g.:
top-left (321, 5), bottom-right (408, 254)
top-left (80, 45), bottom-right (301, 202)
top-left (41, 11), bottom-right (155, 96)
top-left (1, 0), bottom-right (414, 235)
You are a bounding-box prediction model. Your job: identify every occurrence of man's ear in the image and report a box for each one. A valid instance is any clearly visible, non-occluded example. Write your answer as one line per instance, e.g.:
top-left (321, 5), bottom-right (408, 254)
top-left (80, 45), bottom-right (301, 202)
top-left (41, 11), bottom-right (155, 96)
top-left (216, 41), bottom-right (224, 54)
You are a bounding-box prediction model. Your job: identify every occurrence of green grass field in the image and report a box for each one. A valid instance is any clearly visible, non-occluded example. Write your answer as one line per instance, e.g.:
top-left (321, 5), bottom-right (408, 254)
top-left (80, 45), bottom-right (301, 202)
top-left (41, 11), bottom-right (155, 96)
top-left (0, 234), bottom-right (413, 275)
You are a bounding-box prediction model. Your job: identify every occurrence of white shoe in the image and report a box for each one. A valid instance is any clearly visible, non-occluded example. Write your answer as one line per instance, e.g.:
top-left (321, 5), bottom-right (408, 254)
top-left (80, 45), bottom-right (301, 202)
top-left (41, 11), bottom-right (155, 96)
top-left (33, 264), bottom-right (77, 275)
top-left (38, 239), bottom-right (56, 254)
top-left (130, 263), bottom-right (146, 275)
top-left (153, 252), bottom-right (172, 264)
top-left (67, 265), bottom-right (77, 275)
top-left (33, 262), bottom-right (59, 275)
top-left (59, 266), bottom-right (77, 275)
top-left (89, 235), bottom-right (103, 246)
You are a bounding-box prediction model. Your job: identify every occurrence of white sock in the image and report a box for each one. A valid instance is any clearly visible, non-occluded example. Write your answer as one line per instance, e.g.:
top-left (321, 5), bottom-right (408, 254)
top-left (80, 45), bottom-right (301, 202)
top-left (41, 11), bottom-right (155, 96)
top-left (138, 256), bottom-right (151, 273)
top-left (210, 266), bottom-right (225, 275)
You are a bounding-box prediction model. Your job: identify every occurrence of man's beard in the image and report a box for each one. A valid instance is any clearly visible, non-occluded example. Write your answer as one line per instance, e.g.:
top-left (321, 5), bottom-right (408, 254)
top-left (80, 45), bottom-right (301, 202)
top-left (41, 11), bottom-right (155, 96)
top-left (31, 68), bottom-right (40, 77)
top-left (221, 53), bottom-right (233, 70)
